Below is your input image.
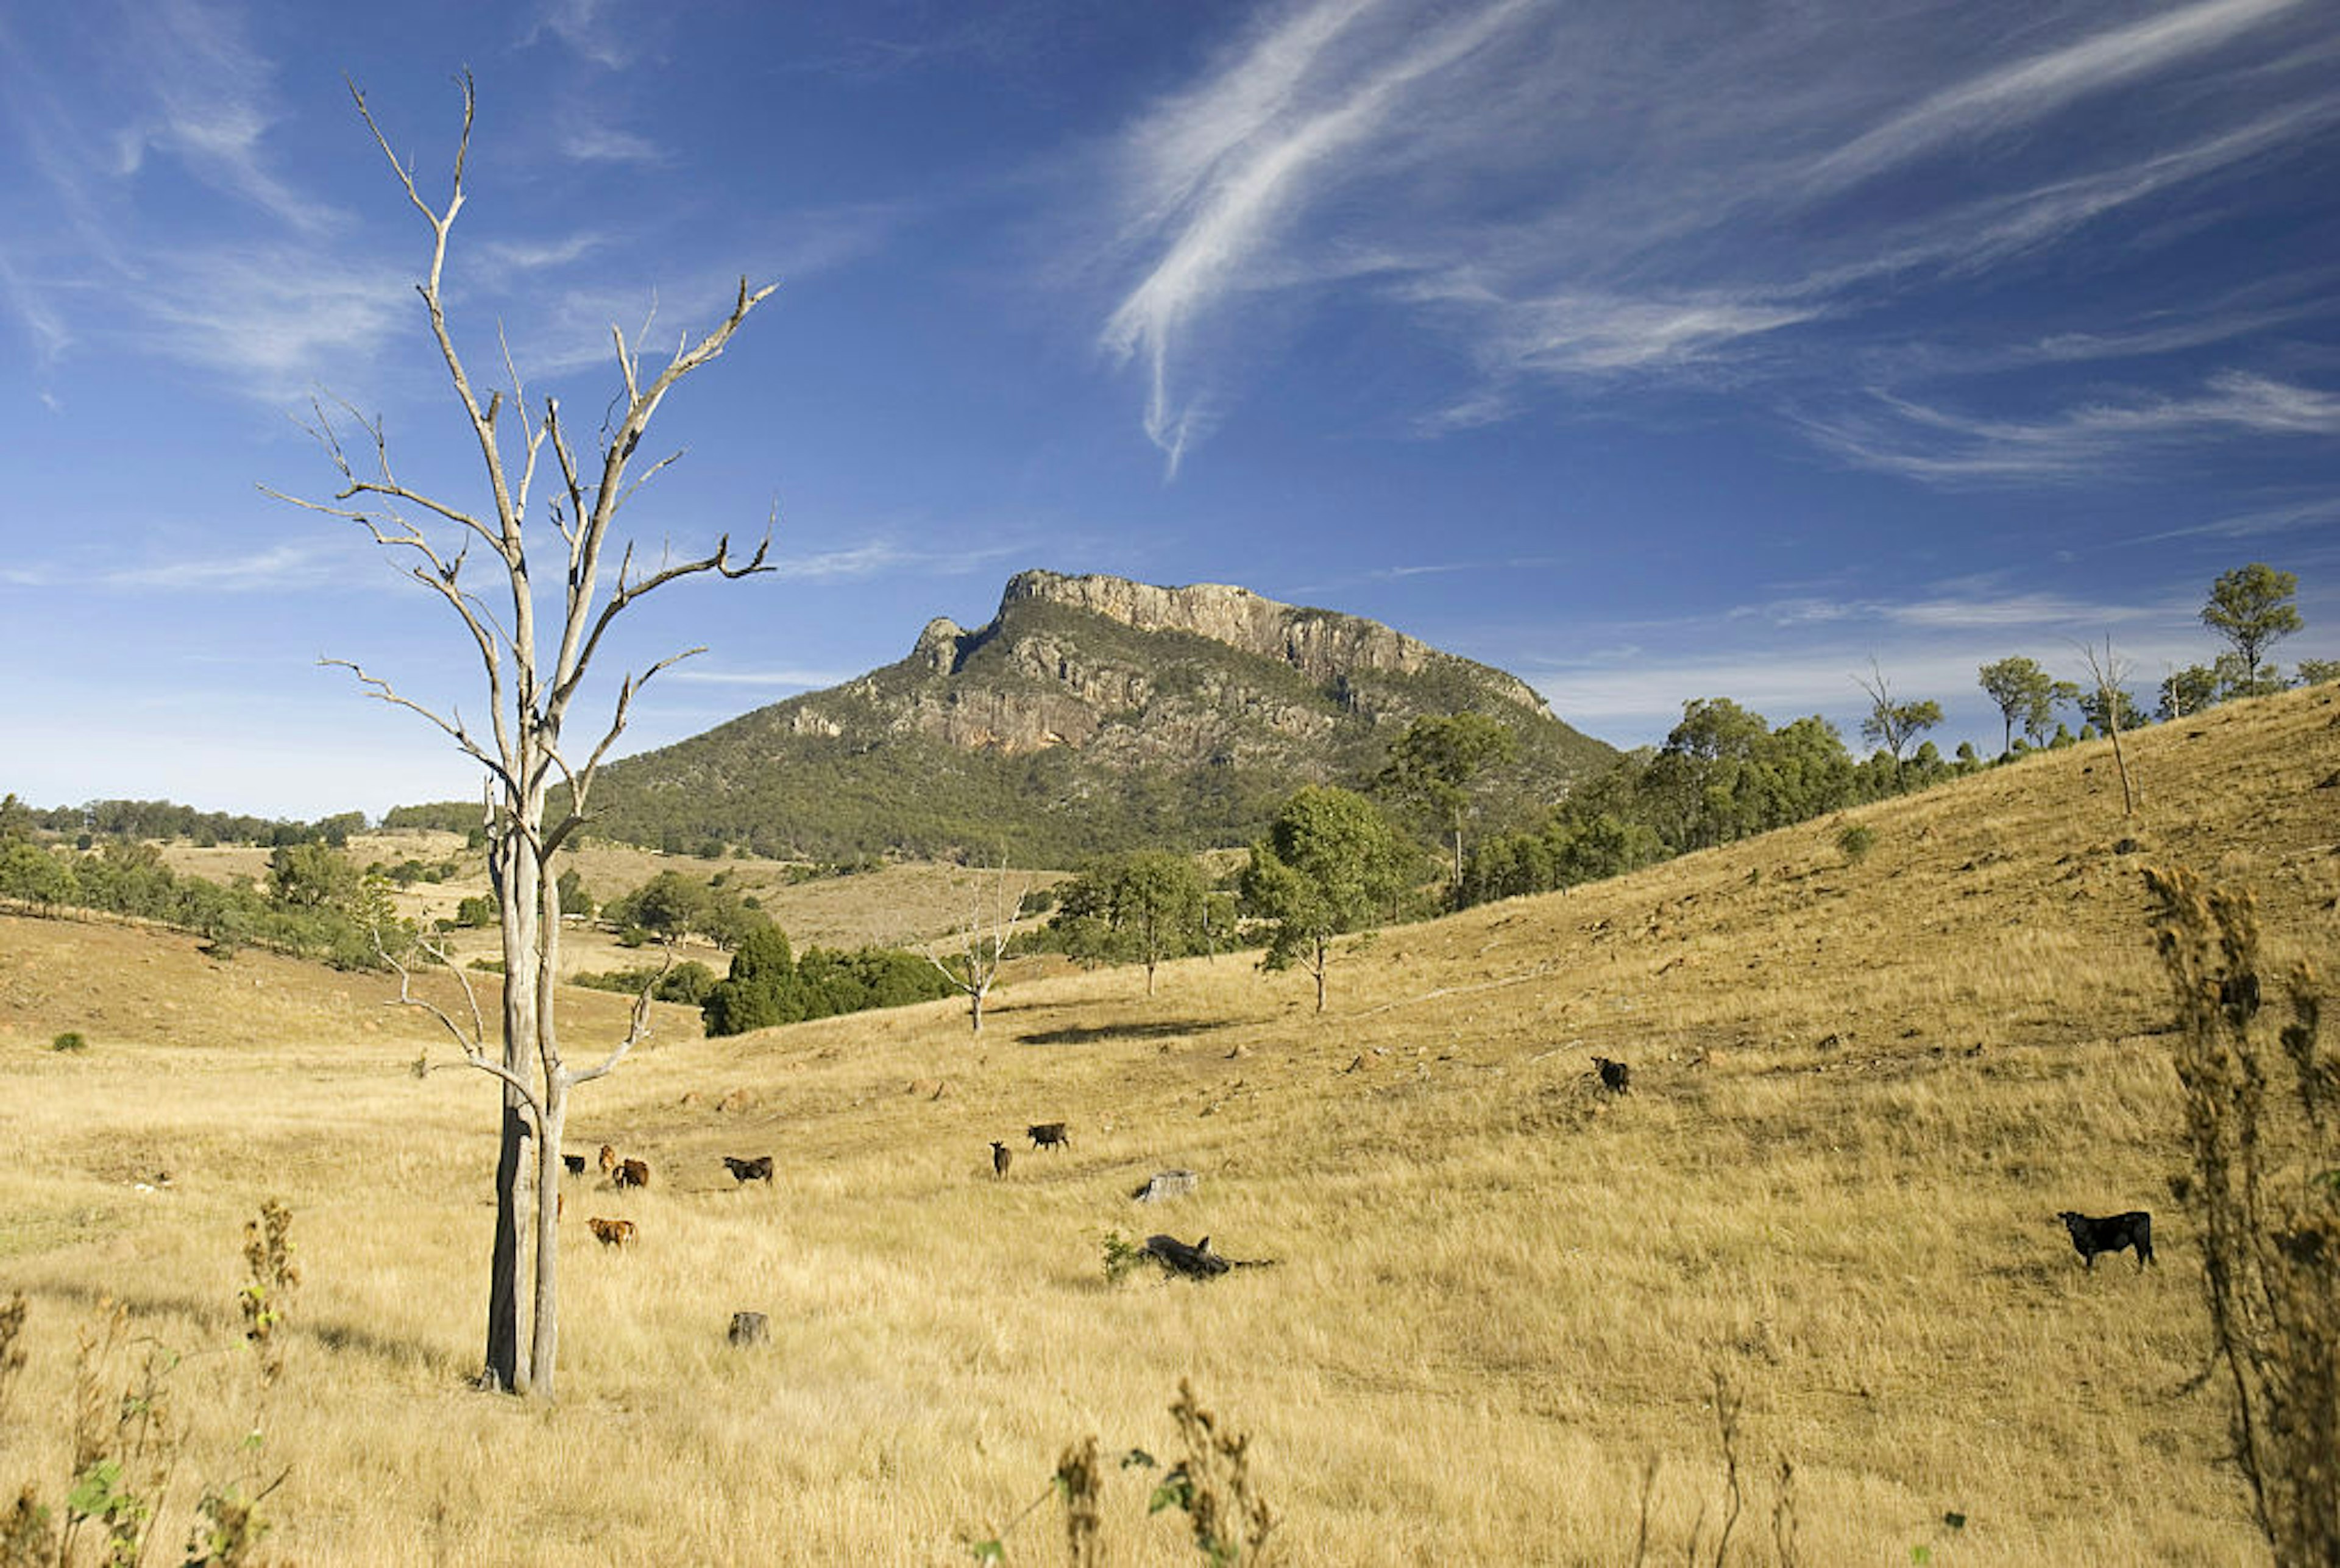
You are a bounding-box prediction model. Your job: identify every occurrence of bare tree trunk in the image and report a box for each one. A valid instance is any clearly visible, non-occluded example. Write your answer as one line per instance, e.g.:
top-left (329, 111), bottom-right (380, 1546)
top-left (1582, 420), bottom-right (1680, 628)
top-left (296, 76), bottom-right (773, 1401)
top-left (485, 825), bottom-right (538, 1391)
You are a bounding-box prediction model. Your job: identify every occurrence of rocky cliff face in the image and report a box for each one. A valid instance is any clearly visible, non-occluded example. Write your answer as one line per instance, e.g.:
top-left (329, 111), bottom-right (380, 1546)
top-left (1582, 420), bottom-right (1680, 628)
top-left (909, 569), bottom-right (1555, 734)
top-left (586, 567), bottom-right (1614, 860)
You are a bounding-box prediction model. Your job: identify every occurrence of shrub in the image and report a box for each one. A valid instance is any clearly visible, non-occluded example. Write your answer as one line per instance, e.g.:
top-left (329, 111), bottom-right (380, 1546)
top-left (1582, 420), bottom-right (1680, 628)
top-left (49, 1032), bottom-right (86, 1054)
top-left (1834, 823), bottom-right (1875, 864)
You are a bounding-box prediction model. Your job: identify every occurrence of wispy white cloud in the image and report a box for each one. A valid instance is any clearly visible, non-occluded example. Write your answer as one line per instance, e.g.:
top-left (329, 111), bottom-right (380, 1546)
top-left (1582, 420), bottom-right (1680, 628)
top-left (112, 0), bottom-right (341, 232)
top-left (141, 247), bottom-right (413, 400)
top-left (666, 665), bottom-right (853, 688)
top-left (1101, 0), bottom-right (1536, 474)
top-left (560, 123), bottom-right (664, 165)
top-left (1, 540), bottom-right (349, 593)
top-left (1798, 0), bottom-right (2308, 197)
top-left (1802, 372), bottom-right (2340, 483)
top-left (526, 0), bottom-right (645, 71)
top-left (1087, 0), bottom-right (2337, 479)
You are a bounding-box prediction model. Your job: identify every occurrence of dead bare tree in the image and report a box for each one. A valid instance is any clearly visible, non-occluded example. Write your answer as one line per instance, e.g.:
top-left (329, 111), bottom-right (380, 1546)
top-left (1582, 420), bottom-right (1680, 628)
top-left (268, 74), bottom-right (773, 1397)
top-left (922, 860), bottom-right (1029, 1034)
top-left (2076, 635), bottom-right (2137, 815)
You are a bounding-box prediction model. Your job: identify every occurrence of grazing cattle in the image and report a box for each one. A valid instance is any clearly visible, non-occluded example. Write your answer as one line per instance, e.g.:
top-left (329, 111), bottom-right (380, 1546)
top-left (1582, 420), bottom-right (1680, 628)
top-left (723, 1154), bottom-right (775, 1186)
top-left (1028, 1122), bottom-right (1071, 1152)
top-left (614, 1157), bottom-right (651, 1191)
top-left (990, 1141), bottom-right (1012, 1178)
top-left (587, 1216), bottom-right (637, 1247)
top-left (2058, 1210), bottom-right (2154, 1270)
top-left (598, 1144), bottom-right (619, 1175)
top-left (562, 1154), bottom-right (587, 1177)
top-left (1592, 1057), bottom-right (1632, 1095)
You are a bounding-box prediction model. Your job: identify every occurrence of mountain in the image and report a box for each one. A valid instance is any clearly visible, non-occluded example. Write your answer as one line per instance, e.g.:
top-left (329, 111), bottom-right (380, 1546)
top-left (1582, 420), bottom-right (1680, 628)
top-left (577, 569), bottom-right (1617, 864)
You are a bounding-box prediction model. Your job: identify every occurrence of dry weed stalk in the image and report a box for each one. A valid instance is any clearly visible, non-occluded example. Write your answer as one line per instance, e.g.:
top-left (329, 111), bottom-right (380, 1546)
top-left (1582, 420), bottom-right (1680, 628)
top-left (0, 1205), bottom-right (297, 1568)
top-left (1158, 1379), bottom-right (1274, 1567)
top-left (2145, 864), bottom-right (2335, 1566)
top-left (1057, 1436), bottom-right (1104, 1568)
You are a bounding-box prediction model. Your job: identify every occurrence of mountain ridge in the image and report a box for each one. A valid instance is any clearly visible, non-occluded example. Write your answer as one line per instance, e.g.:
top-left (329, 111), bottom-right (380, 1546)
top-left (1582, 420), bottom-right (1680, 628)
top-left (573, 569), bottom-right (1613, 864)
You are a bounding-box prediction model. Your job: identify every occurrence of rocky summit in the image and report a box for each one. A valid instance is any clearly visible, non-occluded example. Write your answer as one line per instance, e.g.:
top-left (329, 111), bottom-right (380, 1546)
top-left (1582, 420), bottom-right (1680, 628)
top-left (580, 569), bottom-right (1615, 864)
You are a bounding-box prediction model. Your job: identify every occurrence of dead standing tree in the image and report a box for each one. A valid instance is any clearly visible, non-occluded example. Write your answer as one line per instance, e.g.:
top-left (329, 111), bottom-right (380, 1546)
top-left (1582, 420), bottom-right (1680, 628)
top-left (268, 75), bottom-right (773, 1397)
top-left (923, 862), bottom-right (1029, 1034)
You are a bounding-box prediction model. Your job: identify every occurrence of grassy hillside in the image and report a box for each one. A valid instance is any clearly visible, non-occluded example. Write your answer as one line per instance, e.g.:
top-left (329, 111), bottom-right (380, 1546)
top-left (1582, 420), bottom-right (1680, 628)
top-left (1, 684), bottom-right (2333, 1564)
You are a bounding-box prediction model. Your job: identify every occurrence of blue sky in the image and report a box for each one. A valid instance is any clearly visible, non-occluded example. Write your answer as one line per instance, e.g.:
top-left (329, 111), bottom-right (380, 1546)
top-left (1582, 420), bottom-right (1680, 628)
top-left (2, 0), bottom-right (2335, 820)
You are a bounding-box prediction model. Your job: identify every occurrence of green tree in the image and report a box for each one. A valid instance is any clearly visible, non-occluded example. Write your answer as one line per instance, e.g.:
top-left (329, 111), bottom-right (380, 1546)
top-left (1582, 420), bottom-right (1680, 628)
top-left (606, 870), bottom-right (712, 941)
top-left (701, 925), bottom-right (800, 1037)
top-left (2200, 563), bottom-right (2303, 695)
top-left (1854, 662), bottom-right (1943, 790)
top-left (1977, 657), bottom-right (2062, 757)
top-left (1110, 851), bottom-right (1207, 995)
top-left (2300, 658), bottom-right (2340, 687)
top-left (1377, 713), bottom-right (1518, 904)
top-left (1239, 787), bottom-right (1408, 1013)
top-left (2158, 662), bottom-right (2221, 721)
top-left (266, 842), bottom-right (358, 910)
top-left (554, 868), bottom-right (594, 921)
top-left (2077, 683), bottom-right (2144, 733)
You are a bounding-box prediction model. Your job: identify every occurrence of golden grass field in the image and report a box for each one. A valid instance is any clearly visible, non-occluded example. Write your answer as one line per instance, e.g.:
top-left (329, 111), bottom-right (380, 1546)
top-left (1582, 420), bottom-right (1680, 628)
top-left (4, 684), bottom-right (2337, 1564)
top-left (157, 835), bottom-right (1068, 979)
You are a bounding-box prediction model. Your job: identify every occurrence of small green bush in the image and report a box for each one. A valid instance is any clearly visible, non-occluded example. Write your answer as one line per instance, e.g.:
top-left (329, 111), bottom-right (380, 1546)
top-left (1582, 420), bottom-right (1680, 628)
top-left (1835, 823), bottom-right (1876, 864)
top-left (50, 1031), bottom-right (87, 1053)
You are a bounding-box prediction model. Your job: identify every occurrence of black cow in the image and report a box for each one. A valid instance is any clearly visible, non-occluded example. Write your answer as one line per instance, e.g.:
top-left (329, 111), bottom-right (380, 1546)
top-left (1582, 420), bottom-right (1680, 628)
top-left (2058, 1210), bottom-right (2154, 1270)
top-left (723, 1154), bottom-right (775, 1186)
top-left (1028, 1122), bottom-right (1071, 1152)
top-left (561, 1154), bottom-right (587, 1177)
top-left (1592, 1056), bottom-right (1631, 1095)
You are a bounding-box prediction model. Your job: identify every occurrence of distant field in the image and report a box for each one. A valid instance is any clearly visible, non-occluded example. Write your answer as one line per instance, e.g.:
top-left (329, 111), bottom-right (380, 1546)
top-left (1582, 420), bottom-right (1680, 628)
top-left (2, 684), bottom-right (2335, 1564)
top-left (157, 834), bottom-right (1068, 978)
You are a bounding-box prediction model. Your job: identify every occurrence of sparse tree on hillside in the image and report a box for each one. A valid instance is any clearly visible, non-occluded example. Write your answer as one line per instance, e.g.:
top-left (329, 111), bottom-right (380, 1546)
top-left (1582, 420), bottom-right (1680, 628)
top-left (1054, 851), bottom-right (1207, 996)
top-left (2300, 658), bottom-right (2340, 686)
top-left (923, 862), bottom-right (1029, 1034)
top-left (2076, 636), bottom-right (2138, 815)
top-left (1977, 656), bottom-right (2063, 757)
top-left (268, 76), bottom-right (774, 1398)
top-left (1377, 712), bottom-right (1517, 906)
top-left (1241, 786), bottom-right (1409, 1013)
top-left (2159, 662), bottom-right (2221, 722)
top-left (2200, 563), bottom-right (2302, 697)
top-left (1854, 661), bottom-right (1941, 790)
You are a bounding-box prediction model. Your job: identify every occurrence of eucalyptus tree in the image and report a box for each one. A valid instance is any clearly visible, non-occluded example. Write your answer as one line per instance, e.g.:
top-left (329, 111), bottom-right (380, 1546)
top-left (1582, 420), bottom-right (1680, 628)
top-left (1241, 787), bottom-right (1409, 1013)
top-left (2200, 563), bottom-right (2302, 696)
top-left (270, 76), bottom-right (774, 1397)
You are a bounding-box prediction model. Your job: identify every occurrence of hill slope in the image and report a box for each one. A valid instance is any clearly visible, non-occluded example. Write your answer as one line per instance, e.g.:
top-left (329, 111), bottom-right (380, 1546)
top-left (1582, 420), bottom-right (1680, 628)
top-left (1, 684), bottom-right (2333, 1562)
top-left (580, 569), bottom-right (1616, 862)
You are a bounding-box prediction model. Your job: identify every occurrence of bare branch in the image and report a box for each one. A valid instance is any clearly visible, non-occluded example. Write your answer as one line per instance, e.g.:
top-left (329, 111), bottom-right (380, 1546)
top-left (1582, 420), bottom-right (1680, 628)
top-left (323, 659), bottom-right (517, 794)
top-left (564, 946), bottom-right (673, 1090)
top-left (378, 926), bottom-right (544, 1117)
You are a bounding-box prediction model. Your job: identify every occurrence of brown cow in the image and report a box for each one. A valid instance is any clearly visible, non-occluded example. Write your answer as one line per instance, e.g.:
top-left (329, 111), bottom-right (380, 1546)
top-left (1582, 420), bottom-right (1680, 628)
top-left (990, 1141), bottom-right (1012, 1178)
top-left (588, 1217), bottom-right (637, 1247)
top-left (598, 1143), bottom-right (619, 1175)
top-left (614, 1158), bottom-right (651, 1190)
top-left (723, 1154), bottom-right (775, 1186)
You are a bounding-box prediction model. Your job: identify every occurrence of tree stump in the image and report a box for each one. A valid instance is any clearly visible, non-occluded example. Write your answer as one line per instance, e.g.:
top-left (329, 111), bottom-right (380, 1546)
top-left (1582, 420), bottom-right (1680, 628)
top-left (1132, 1170), bottom-right (1199, 1204)
top-left (727, 1311), bottom-right (769, 1347)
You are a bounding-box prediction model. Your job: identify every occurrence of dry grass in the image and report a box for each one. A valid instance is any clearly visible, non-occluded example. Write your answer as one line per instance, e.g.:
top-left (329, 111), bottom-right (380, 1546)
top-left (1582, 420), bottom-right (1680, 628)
top-left (159, 834), bottom-right (1066, 979)
top-left (3, 684), bottom-right (2336, 1564)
